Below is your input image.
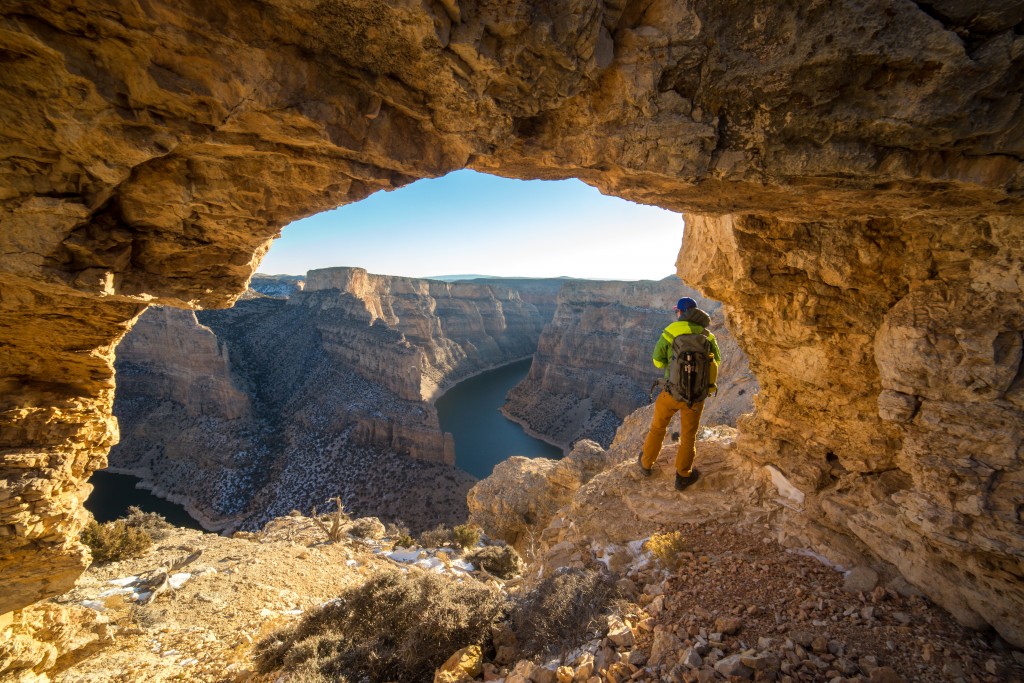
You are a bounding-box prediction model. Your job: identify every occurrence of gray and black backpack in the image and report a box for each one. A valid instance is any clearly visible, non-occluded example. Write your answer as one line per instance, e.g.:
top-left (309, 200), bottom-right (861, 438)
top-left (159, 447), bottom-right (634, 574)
top-left (667, 330), bottom-right (713, 407)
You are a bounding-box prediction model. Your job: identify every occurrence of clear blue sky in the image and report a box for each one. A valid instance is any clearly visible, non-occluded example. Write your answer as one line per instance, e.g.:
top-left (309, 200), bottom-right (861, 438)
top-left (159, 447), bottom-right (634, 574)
top-left (258, 170), bottom-right (685, 280)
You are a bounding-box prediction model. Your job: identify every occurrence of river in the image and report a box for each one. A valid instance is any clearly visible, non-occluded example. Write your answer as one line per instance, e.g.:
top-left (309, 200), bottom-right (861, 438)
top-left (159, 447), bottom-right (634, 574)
top-left (85, 358), bottom-right (557, 525)
top-left (84, 471), bottom-right (205, 530)
top-left (436, 357), bottom-right (564, 478)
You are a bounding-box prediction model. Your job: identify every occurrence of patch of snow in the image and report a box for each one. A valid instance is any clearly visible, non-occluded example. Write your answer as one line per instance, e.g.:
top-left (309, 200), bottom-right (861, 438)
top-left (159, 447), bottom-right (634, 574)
top-left (81, 600), bottom-right (106, 612)
top-left (169, 572), bottom-right (191, 589)
top-left (108, 576), bottom-right (139, 587)
top-left (786, 547), bottom-right (847, 572)
top-left (387, 549), bottom-right (421, 563)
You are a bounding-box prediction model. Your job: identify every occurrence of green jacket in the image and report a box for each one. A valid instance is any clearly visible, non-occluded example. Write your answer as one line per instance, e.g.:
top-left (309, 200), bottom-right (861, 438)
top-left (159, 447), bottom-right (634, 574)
top-left (652, 320), bottom-right (722, 379)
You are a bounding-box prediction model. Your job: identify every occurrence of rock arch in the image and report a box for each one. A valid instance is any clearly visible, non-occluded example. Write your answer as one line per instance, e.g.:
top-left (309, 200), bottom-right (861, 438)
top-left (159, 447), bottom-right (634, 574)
top-left (1, 0), bottom-right (1021, 644)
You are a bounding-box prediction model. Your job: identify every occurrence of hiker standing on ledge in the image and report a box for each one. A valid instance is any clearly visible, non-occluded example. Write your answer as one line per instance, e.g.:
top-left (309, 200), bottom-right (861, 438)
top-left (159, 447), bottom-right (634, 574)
top-left (638, 297), bottom-right (721, 491)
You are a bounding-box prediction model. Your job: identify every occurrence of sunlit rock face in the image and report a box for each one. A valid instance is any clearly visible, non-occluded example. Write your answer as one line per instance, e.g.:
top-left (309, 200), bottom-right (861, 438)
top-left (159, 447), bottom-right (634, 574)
top-left (504, 277), bottom-right (756, 448)
top-left (303, 267), bottom-right (544, 401)
top-left (0, 0), bottom-right (1021, 644)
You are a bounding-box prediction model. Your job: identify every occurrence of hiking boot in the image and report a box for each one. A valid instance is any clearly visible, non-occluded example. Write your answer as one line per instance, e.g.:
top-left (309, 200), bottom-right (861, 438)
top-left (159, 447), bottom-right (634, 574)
top-left (675, 468), bottom-right (700, 491)
top-left (637, 452), bottom-right (652, 477)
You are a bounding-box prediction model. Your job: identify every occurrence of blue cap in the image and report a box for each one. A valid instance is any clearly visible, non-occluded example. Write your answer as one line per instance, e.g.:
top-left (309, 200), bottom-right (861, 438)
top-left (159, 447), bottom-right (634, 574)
top-left (675, 297), bottom-right (697, 312)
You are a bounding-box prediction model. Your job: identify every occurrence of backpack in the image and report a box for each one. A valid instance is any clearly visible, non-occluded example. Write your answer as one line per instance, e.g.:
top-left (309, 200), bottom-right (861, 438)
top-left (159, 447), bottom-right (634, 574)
top-left (666, 328), bottom-right (714, 407)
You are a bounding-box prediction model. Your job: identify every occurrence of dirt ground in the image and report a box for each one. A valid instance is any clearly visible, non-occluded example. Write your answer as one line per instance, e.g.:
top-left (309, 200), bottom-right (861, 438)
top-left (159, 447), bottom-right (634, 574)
top-left (40, 515), bottom-right (1024, 683)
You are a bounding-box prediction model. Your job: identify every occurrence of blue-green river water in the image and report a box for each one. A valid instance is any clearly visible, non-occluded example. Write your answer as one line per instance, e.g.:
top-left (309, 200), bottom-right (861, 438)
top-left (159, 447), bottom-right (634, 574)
top-left (86, 357), bottom-right (557, 524)
top-left (436, 357), bottom-right (564, 479)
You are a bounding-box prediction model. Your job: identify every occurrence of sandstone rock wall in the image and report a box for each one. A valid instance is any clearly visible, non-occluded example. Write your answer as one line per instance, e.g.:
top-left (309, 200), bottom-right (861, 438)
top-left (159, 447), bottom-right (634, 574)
top-left (504, 277), bottom-right (756, 447)
top-left (115, 308), bottom-right (250, 420)
top-left (1, 0), bottom-right (1022, 646)
top-left (681, 212), bottom-right (1024, 646)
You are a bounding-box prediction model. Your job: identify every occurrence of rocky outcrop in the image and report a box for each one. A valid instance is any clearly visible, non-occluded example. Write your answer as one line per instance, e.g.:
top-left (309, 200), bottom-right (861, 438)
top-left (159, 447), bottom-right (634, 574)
top-left (504, 277), bottom-right (756, 447)
top-left (466, 439), bottom-right (610, 557)
top-left (1, 0), bottom-right (1022, 647)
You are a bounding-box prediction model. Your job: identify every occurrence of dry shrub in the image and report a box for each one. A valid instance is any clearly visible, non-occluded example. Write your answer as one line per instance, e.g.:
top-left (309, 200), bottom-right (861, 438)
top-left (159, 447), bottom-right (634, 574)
top-left (418, 523), bottom-right (452, 548)
top-left (123, 506), bottom-right (173, 540)
top-left (508, 568), bottom-right (620, 659)
top-left (311, 497), bottom-right (350, 543)
top-left (452, 523), bottom-right (481, 552)
top-left (466, 544), bottom-right (523, 580)
top-left (81, 519), bottom-right (153, 564)
top-left (643, 531), bottom-right (688, 570)
top-left (255, 570), bottom-right (507, 683)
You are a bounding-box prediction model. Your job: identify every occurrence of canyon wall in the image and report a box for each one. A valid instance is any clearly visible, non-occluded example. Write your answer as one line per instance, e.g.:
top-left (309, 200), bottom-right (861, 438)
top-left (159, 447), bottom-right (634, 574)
top-left (249, 274), bottom-right (305, 298)
top-left (1, 0), bottom-right (1021, 647)
top-left (107, 268), bottom-right (547, 532)
top-left (303, 267), bottom-right (545, 400)
top-left (504, 277), bottom-right (756, 447)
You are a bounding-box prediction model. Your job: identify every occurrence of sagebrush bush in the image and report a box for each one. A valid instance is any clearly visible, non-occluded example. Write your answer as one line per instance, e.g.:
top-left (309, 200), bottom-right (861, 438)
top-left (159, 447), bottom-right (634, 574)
top-left (452, 523), bottom-right (481, 552)
top-left (418, 523), bottom-right (452, 548)
top-left (81, 519), bottom-right (153, 564)
top-left (123, 506), bottom-right (173, 540)
top-left (255, 570), bottom-right (507, 683)
top-left (507, 568), bottom-right (620, 659)
top-left (466, 544), bottom-right (523, 580)
top-left (643, 531), bottom-right (688, 570)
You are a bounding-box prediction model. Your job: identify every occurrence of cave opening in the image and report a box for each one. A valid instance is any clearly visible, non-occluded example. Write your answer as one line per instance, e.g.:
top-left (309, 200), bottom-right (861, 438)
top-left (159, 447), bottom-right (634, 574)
top-left (93, 168), bottom-right (747, 532)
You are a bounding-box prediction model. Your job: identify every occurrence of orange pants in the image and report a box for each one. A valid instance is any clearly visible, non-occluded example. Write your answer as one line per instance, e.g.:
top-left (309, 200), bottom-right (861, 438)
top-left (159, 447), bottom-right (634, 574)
top-left (641, 390), bottom-right (704, 476)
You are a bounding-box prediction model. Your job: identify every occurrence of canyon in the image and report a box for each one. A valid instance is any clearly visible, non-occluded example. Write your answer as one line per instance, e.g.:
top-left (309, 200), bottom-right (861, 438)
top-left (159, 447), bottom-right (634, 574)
top-left (0, 0), bottom-right (1022, 663)
top-left (108, 266), bottom-right (549, 532)
top-left (107, 268), bottom-right (751, 535)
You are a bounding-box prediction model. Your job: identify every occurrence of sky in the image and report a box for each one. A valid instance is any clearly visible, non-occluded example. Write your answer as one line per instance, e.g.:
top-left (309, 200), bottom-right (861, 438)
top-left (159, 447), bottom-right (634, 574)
top-left (257, 169), bottom-right (685, 280)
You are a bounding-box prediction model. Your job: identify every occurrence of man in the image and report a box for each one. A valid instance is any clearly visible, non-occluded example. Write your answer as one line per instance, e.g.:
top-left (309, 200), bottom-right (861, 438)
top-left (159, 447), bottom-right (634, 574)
top-left (638, 297), bottom-right (721, 490)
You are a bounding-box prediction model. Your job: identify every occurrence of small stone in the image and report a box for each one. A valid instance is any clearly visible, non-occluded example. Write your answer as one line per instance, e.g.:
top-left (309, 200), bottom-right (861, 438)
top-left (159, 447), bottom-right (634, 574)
top-left (681, 647), bottom-right (703, 669)
top-left (648, 626), bottom-right (682, 668)
top-left (843, 567), bottom-right (879, 593)
top-left (482, 663), bottom-right (501, 682)
top-left (891, 612), bottom-right (911, 625)
top-left (434, 645), bottom-right (483, 683)
top-left (869, 666), bottom-right (904, 683)
top-left (495, 645), bottom-right (517, 665)
top-left (740, 651), bottom-right (780, 672)
top-left (573, 654), bottom-right (595, 682)
top-left (531, 664), bottom-right (558, 683)
top-left (715, 654), bottom-right (754, 679)
top-left (607, 616), bottom-right (635, 649)
top-left (858, 655), bottom-right (879, 674)
top-left (791, 631), bottom-right (814, 648)
top-left (811, 636), bottom-right (829, 654)
top-left (859, 606), bottom-right (875, 620)
top-left (941, 660), bottom-right (964, 678)
top-left (714, 616), bottom-right (743, 635)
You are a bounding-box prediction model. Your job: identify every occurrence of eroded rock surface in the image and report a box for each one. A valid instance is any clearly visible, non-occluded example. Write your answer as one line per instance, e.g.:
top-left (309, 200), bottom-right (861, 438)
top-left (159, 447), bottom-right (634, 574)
top-left (503, 277), bottom-right (756, 447)
top-left (1, 0), bottom-right (1022, 646)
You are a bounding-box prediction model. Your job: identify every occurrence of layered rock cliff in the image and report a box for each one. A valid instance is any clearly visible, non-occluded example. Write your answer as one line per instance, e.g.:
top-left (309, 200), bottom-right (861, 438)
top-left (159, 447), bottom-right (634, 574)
top-left (504, 277), bottom-right (756, 447)
top-left (107, 268), bottom-right (547, 532)
top-left (1, 0), bottom-right (1022, 650)
top-left (304, 267), bottom-right (545, 400)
